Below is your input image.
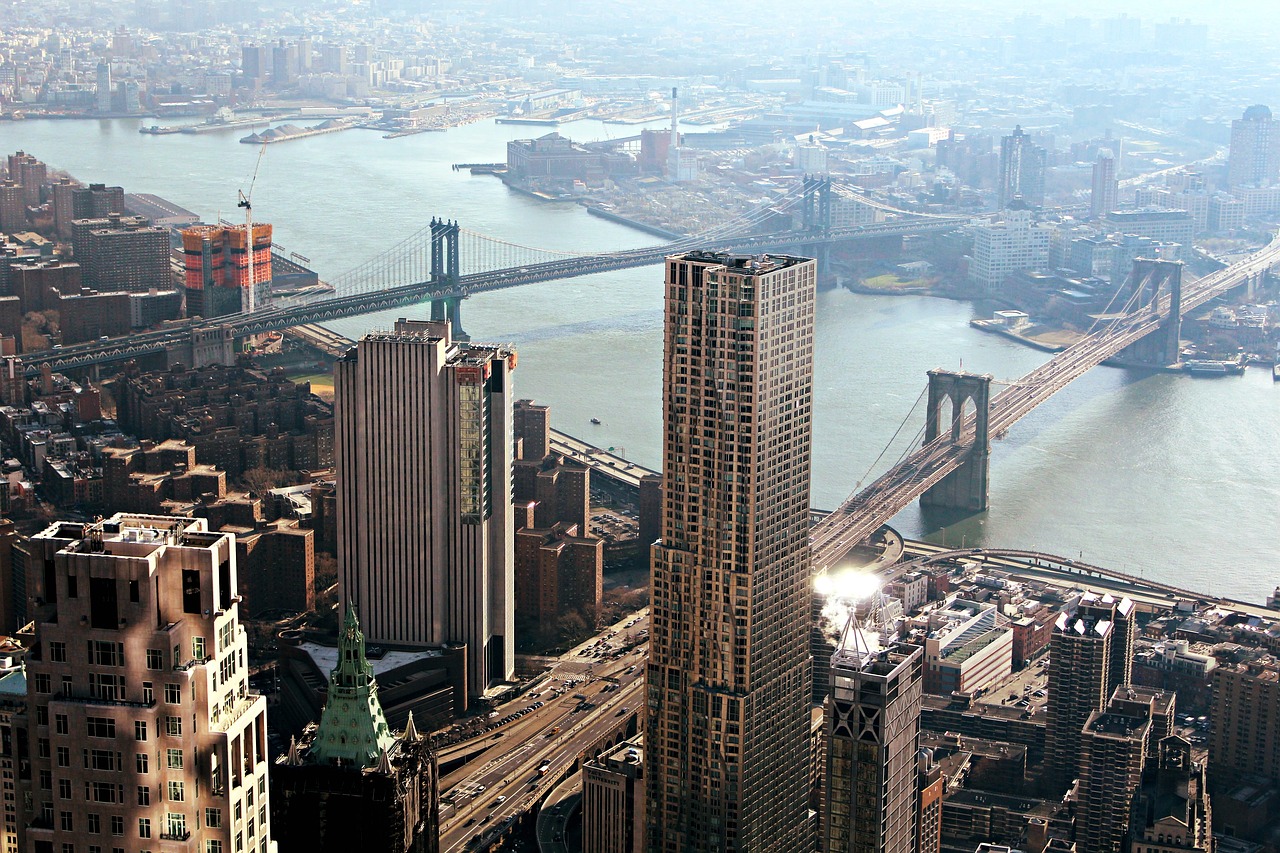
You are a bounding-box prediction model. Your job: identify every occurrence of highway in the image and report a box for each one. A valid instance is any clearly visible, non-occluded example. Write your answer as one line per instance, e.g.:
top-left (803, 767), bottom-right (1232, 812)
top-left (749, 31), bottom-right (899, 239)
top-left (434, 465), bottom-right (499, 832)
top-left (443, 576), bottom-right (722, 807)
top-left (436, 613), bottom-right (648, 853)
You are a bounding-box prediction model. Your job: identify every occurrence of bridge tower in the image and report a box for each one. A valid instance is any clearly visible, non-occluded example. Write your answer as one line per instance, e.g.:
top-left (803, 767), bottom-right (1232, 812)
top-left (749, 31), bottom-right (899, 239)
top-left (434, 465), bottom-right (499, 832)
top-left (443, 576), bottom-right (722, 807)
top-left (920, 369), bottom-right (993, 512)
top-left (1118, 259), bottom-right (1182, 367)
top-left (801, 175), bottom-right (832, 233)
top-left (428, 218), bottom-right (467, 339)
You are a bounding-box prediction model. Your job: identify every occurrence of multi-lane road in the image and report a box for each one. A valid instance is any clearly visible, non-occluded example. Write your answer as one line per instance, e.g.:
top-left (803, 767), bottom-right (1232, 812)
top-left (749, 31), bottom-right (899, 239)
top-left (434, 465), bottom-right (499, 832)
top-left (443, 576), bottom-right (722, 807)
top-left (436, 613), bottom-right (649, 852)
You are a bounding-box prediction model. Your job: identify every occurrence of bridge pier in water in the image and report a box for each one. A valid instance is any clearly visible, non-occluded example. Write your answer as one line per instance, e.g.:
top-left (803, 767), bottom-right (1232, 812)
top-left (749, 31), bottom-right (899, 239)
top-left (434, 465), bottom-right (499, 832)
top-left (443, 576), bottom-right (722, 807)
top-left (921, 369), bottom-right (993, 513)
top-left (1118, 259), bottom-right (1182, 367)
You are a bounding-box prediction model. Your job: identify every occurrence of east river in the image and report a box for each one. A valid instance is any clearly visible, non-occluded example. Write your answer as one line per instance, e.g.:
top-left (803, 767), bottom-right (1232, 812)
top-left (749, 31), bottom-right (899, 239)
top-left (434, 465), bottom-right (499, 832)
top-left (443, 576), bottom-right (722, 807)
top-left (6, 116), bottom-right (1280, 601)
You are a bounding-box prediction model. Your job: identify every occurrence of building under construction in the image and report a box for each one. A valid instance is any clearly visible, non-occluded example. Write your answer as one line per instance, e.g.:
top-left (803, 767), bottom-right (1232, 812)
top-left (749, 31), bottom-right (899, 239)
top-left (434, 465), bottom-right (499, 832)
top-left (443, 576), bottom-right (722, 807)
top-left (181, 223), bottom-right (273, 318)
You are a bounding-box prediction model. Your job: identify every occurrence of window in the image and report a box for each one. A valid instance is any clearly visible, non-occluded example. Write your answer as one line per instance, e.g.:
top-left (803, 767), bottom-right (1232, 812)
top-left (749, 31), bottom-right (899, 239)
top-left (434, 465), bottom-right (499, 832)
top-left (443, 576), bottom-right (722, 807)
top-left (55, 714), bottom-right (68, 735)
top-left (167, 781), bottom-right (184, 802)
top-left (86, 717), bottom-right (115, 739)
top-left (88, 641), bottom-right (124, 667)
top-left (166, 749), bottom-right (183, 770)
top-left (67, 573), bottom-right (78, 598)
top-left (33, 673), bottom-right (50, 694)
top-left (164, 684), bottom-right (181, 705)
top-left (234, 802), bottom-right (241, 822)
top-left (192, 638), bottom-right (206, 660)
top-left (36, 707), bottom-right (47, 726)
top-left (207, 842), bottom-right (223, 853)
top-left (37, 739), bottom-right (49, 759)
top-left (60, 811), bottom-right (73, 831)
top-left (86, 749), bottom-right (117, 771)
top-left (89, 782), bottom-right (117, 803)
top-left (164, 717), bottom-right (181, 738)
top-left (135, 753), bottom-right (148, 774)
top-left (88, 813), bottom-right (100, 834)
top-left (60, 845), bottom-right (73, 853)
top-left (137, 786), bottom-right (150, 806)
top-left (89, 673), bottom-right (124, 702)
top-left (165, 813), bottom-right (185, 839)
top-left (139, 818), bottom-right (151, 839)
top-left (111, 816), bottom-right (124, 836)
top-left (56, 746), bottom-right (69, 767)
top-left (39, 769), bottom-right (50, 790)
top-left (142, 683), bottom-right (154, 705)
top-left (257, 776), bottom-right (265, 795)
top-left (50, 642), bottom-right (66, 662)
top-left (146, 649), bottom-right (163, 670)
top-left (219, 620), bottom-right (234, 653)
top-left (58, 779), bottom-right (71, 799)
top-left (134, 722), bottom-right (147, 743)
top-left (205, 809), bottom-right (222, 829)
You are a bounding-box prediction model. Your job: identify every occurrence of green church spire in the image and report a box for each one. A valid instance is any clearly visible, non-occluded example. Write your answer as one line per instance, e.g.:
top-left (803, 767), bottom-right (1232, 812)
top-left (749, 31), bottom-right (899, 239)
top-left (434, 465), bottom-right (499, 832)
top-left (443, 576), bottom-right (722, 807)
top-left (310, 605), bottom-right (395, 767)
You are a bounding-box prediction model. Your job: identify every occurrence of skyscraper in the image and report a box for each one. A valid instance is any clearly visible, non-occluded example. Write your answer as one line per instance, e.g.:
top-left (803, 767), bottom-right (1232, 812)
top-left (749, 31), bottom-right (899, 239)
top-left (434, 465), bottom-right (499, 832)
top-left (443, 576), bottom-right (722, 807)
top-left (96, 61), bottom-right (113, 112)
top-left (20, 514), bottom-right (270, 853)
top-left (1043, 592), bottom-right (1135, 797)
top-left (1090, 150), bottom-right (1118, 219)
top-left (825, 634), bottom-right (923, 853)
top-left (998, 125), bottom-right (1047, 208)
top-left (335, 319), bottom-right (516, 694)
top-left (646, 251), bottom-right (816, 851)
top-left (1227, 105), bottom-right (1280, 188)
top-left (270, 608), bottom-right (439, 853)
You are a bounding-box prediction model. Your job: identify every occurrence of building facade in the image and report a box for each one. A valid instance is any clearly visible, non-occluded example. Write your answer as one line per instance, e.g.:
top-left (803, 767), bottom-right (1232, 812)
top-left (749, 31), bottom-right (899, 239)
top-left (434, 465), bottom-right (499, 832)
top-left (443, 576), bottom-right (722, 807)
top-left (180, 224), bottom-right (273, 318)
top-left (825, 641), bottom-right (923, 853)
top-left (583, 738), bottom-right (644, 853)
top-left (998, 126), bottom-right (1047, 208)
top-left (968, 207), bottom-right (1053, 292)
top-left (271, 608), bottom-right (439, 853)
top-left (336, 319), bottom-right (517, 693)
top-left (1043, 592), bottom-right (1135, 797)
top-left (1209, 654), bottom-right (1280, 785)
top-left (1090, 151), bottom-right (1118, 219)
top-left (18, 514), bottom-right (270, 853)
top-left (646, 252), bottom-right (816, 851)
top-left (1227, 105), bottom-right (1280, 188)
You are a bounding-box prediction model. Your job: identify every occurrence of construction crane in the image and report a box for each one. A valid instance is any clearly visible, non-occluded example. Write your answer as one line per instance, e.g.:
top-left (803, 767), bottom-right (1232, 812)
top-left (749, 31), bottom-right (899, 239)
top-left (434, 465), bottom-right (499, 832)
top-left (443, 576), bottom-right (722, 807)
top-left (238, 141), bottom-right (267, 314)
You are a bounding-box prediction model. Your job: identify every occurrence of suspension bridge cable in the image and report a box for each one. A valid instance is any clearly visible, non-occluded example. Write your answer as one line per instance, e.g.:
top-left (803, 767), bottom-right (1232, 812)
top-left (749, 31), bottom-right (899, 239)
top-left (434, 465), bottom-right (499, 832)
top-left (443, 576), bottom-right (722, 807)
top-left (853, 385), bottom-right (929, 489)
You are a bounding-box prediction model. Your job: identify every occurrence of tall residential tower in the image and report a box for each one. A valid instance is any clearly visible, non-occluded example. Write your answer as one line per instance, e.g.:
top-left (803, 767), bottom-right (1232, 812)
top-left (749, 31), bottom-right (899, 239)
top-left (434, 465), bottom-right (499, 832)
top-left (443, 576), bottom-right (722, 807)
top-left (646, 252), bottom-right (816, 851)
top-left (335, 319), bottom-right (517, 694)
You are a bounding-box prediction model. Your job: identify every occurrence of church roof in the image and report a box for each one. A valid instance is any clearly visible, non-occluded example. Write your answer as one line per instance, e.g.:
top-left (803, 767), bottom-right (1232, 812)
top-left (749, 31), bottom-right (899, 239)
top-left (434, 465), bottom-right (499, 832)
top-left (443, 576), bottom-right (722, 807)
top-left (308, 606), bottom-right (396, 768)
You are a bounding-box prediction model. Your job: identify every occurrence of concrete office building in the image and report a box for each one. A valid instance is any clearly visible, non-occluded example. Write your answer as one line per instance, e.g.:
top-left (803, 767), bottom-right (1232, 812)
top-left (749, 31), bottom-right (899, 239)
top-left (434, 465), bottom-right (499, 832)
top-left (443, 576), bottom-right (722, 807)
top-left (1043, 592), bottom-right (1136, 797)
top-left (583, 737), bottom-right (645, 853)
top-left (1227, 105), bottom-right (1280, 188)
top-left (1103, 209), bottom-right (1194, 260)
top-left (968, 205), bottom-right (1053, 293)
top-left (998, 126), bottom-right (1047, 208)
top-left (1090, 151), bottom-right (1118, 219)
top-left (336, 319), bottom-right (517, 694)
top-left (921, 597), bottom-right (1013, 695)
top-left (18, 514), bottom-right (270, 853)
top-left (646, 252), bottom-right (816, 851)
top-left (825, 636), bottom-right (923, 853)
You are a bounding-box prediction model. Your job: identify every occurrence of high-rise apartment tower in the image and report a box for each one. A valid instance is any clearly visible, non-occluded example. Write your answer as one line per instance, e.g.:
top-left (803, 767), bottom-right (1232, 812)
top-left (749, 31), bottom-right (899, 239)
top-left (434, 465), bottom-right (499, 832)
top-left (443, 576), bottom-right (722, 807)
top-left (19, 514), bottom-right (270, 853)
top-left (646, 252), bottom-right (816, 851)
top-left (1227, 105), bottom-right (1280, 188)
top-left (998, 125), bottom-right (1048, 208)
top-left (1090, 150), bottom-right (1118, 219)
top-left (335, 319), bottom-right (516, 694)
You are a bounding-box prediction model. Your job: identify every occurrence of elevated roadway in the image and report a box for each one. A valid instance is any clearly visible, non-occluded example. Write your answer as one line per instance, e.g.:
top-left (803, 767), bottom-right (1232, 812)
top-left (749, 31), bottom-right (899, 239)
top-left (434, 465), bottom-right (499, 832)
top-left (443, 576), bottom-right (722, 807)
top-left (810, 237), bottom-right (1280, 568)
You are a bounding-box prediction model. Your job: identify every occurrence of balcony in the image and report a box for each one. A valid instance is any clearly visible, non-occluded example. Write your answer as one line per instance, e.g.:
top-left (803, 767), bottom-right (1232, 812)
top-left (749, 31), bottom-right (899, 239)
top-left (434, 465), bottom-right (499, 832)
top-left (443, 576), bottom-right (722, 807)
top-left (210, 693), bottom-right (261, 733)
top-left (53, 692), bottom-right (155, 710)
top-left (159, 829), bottom-right (191, 841)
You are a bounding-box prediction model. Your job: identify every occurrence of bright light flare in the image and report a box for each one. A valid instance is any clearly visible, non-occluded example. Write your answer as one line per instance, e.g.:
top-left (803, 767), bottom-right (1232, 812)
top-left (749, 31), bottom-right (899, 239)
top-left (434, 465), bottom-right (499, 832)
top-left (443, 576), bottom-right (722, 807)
top-left (815, 569), bottom-right (881, 603)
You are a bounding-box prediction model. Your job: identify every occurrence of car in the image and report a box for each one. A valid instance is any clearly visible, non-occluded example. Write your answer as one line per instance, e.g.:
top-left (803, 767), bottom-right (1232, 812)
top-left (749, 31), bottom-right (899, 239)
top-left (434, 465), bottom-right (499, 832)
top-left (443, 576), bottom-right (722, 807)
top-left (464, 818), bottom-right (476, 827)
top-left (494, 795), bottom-right (507, 805)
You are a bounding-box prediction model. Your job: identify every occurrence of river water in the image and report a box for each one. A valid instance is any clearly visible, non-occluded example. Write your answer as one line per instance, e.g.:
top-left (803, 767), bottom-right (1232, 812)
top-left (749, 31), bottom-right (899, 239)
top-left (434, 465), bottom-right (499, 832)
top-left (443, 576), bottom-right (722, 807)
top-left (6, 116), bottom-right (1278, 602)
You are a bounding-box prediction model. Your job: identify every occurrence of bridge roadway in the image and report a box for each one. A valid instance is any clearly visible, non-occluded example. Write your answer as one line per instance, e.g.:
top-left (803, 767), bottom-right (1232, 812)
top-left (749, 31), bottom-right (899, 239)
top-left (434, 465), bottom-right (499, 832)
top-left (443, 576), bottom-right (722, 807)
top-left (20, 217), bottom-right (964, 376)
top-left (435, 612), bottom-right (648, 853)
top-left (810, 237), bottom-right (1280, 570)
